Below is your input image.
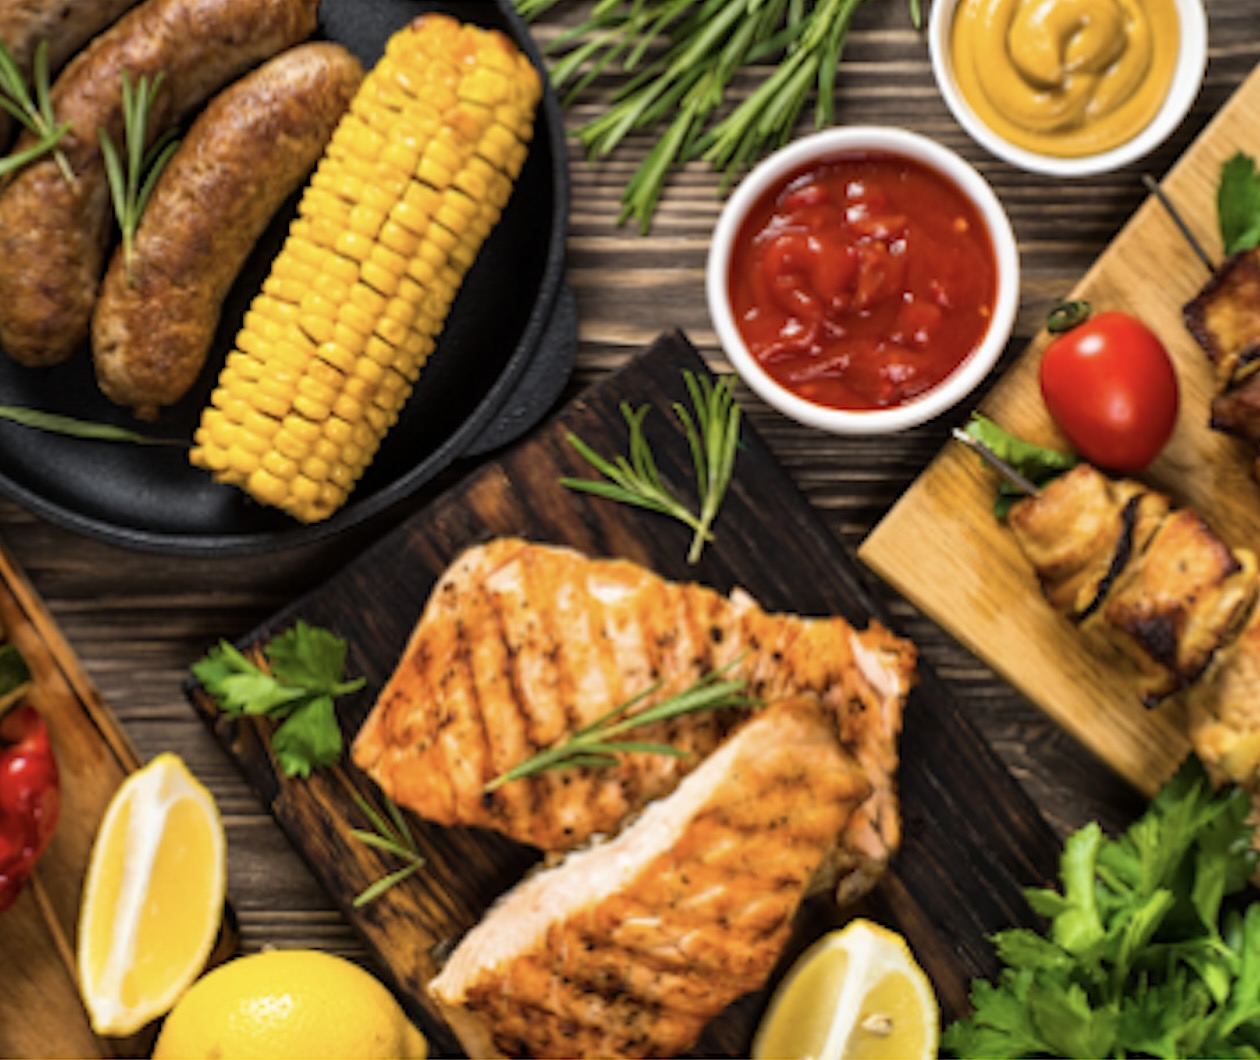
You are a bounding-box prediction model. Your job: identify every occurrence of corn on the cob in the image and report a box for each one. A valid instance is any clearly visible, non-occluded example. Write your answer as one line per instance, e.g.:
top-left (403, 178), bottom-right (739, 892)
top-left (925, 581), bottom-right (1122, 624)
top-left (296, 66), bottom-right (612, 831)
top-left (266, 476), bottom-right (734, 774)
top-left (189, 14), bottom-right (542, 523)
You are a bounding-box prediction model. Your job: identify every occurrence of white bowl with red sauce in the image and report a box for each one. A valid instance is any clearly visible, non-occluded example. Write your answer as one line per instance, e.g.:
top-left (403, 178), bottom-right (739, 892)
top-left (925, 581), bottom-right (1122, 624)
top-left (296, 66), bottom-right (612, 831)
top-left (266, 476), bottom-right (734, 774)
top-left (706, 126), bottom-right (1019, 434)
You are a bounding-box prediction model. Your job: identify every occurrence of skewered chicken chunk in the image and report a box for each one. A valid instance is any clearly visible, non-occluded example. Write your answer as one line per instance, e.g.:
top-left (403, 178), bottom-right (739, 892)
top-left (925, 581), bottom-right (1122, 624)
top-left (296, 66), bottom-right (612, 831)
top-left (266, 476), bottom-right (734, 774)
top-left (1008, 464), bottom-right (1259, 705)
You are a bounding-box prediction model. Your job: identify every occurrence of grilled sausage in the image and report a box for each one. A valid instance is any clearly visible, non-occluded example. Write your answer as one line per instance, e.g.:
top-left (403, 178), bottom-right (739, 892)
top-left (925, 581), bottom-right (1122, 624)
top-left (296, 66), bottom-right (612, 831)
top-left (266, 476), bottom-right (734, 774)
top-left (0, 0), bottom-right (146, 149)
top-left (92, 42), bottom-right (363, 420)
top-left (0, 0), bottom-right (319, 367)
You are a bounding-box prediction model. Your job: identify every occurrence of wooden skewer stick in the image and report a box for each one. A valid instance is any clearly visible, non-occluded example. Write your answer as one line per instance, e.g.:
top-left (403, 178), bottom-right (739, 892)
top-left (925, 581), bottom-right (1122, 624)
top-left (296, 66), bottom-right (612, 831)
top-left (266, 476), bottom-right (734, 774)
top-left (950, 427), bottom-right (1041, 496)
top-left (1141, 172), bottom-right (1216, 273)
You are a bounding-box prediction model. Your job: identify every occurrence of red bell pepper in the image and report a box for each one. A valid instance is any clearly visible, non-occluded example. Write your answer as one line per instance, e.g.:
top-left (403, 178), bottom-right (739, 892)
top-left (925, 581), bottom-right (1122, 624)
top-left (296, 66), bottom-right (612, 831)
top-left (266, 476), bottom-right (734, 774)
top-left (0, 704), bottom-right (59, 911)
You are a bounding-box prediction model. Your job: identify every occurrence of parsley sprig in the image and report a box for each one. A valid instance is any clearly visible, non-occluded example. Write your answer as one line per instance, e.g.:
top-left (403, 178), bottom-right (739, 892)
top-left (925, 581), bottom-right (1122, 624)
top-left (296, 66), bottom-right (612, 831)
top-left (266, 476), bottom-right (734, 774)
top-left (484, 662), bottom-right (753, 792)
top-left (0, 40), bottom-right (73, 184)
top-left (99, 70), bottom-right (179, 284)
top-left (192, 621), bottom-right (364, 779)
top-left (563, 370), bottom-right (741, 564)
top-left (349, 790), bottom-right (426, 907)
top-left (943, 756), bottom-right (1260, 1059)
top-left (515, 0), bottom-right (917, 232)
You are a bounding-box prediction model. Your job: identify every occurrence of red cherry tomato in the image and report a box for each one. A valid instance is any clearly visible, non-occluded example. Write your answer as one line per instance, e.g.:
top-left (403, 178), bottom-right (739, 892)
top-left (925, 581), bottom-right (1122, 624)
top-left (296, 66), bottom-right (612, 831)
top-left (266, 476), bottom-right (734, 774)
top-left (1038, 307), bottom-right (1179, 473)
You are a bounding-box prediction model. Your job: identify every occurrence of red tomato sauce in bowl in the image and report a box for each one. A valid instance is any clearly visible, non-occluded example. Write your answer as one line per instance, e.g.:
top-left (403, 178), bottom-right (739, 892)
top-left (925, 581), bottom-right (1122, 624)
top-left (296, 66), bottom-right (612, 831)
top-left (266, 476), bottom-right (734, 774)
top-left (726, 150), bottom-right (998, 412)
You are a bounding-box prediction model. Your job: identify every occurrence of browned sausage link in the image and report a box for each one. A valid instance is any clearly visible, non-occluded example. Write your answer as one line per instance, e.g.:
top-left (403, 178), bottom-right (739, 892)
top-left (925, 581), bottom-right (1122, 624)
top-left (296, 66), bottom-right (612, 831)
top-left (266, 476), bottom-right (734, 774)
top-left (0, 0), bottom-right (146, 148)
top-left (91, 42), bottom-right (364, 420)
top-left (0, 0), bottom-right (320, 367)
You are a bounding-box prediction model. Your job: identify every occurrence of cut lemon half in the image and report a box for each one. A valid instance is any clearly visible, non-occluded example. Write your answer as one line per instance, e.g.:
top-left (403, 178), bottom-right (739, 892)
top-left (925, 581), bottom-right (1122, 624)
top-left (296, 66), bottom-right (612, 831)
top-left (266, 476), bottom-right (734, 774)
top-left (752, 918), bottom-right (940, 1060)
top-left (77, 752), bottom-right (226, 1037)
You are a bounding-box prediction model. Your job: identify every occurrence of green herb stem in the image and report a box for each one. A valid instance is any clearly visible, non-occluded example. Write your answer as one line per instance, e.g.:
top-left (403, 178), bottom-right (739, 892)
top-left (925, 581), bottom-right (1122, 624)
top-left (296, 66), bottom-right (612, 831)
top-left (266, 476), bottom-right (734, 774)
top-left (349, 790), bottom-right (426, 907)
top-left (99, 70), bottom-right (179, 284)
top-left (0, 405), bottom-right (184, 445)
top-left (485, 662), bottom-right (753, 793)
top-left (563, 370), bottom-right (740, 563)
top-left (0, 40), bottom-right (73, 184)
top-left (516, 0), bottom-right (918, 232)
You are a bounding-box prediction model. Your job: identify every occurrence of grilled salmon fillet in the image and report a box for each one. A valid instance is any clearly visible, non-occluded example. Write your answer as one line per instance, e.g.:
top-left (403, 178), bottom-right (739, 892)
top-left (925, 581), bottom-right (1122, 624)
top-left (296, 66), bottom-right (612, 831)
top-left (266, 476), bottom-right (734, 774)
top-left (351, 538), bottom-right (915, 889)
top-left (429, 694), bottom-right (872, 1059)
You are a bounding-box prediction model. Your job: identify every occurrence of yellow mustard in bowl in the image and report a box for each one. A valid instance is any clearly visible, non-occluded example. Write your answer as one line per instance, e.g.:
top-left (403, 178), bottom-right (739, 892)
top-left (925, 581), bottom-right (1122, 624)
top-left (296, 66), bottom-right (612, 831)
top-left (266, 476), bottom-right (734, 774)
top-left (949, 0), bottom-right (1180, 158)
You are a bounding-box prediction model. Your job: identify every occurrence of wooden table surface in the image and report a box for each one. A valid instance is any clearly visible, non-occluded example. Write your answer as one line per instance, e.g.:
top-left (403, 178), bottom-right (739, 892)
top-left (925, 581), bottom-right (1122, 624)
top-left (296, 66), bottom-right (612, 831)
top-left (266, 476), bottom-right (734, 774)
top-left (5, 0), bottom-right (1257, 1019)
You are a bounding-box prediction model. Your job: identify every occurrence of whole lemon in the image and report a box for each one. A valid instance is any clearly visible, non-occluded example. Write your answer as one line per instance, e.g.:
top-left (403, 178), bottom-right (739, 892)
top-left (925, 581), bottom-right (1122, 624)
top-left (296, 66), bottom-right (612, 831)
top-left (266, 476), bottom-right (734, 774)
top-left (152, 949), bottom-right (428, 1059)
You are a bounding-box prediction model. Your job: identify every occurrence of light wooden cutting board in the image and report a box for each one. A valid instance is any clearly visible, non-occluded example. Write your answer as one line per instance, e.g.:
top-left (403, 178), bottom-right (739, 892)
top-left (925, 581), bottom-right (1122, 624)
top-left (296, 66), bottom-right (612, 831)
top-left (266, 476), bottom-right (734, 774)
top-left (0, 542), bottom-right (134, 1058)
top-left (0, 541), bottom-right (236, 1058)
top-left (860, 63), bottom-right (1260, 798)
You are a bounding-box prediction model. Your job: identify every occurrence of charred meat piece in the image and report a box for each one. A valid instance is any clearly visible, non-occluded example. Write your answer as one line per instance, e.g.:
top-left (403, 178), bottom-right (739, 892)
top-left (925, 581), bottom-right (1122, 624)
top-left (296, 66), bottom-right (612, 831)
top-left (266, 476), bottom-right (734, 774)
top-left (351, 538), bottom-right (915, 897)
top-left (1184, 249), bottom-right (1260, 388)
top-left (1008, 465), bottom-right (1258, 705)
top-left (1184, 250), bottom-right (1260, 465)
top-left (429, 694), bottom-right (871, 1060)
top-left (1210, 371), bottom-right (1260, 449)
top-left (1089, 507), bottom-right (1259, 704)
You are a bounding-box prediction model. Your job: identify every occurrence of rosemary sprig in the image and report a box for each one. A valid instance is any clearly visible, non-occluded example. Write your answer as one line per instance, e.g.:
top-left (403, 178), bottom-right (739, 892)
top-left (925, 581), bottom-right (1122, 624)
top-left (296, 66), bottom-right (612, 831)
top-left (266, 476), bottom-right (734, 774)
top-left (0, 405), bottom-right (184, 445)
top-left (515, 0), bottom-right (918, 232)
top-left (485, 662), bottom-right (753, 792)
top-left (349, 789), bottom-right (426, 907)
top-left (562, 370), bottom-right (740, 564)
top-left (0, 40), bottom-right (73, 184)
top-left (99, 70), bottom-right (179, 283)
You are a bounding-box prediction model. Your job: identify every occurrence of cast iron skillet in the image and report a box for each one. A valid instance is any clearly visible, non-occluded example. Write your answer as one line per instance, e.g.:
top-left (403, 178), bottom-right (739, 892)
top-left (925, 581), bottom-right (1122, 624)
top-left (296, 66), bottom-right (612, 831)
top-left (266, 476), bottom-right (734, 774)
top-left (0, 0), bottom-right (574, 554)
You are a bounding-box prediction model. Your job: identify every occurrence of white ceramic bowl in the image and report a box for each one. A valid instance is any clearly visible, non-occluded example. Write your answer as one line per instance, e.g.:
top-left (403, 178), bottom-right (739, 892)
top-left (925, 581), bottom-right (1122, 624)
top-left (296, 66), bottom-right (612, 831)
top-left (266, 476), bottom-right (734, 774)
top-left (928, 0), bottom-right (1208, 177)
top-left (706, 125), bottom-right (1020, 435)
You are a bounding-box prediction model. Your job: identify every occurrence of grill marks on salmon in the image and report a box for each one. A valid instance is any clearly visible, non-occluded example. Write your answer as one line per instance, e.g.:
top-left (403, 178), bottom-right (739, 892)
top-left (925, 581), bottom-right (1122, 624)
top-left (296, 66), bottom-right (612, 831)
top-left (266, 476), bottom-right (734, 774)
top-left (351, 538), bottom-right (916, 865)
top-left (429, 694), bottom-right (873, 1059)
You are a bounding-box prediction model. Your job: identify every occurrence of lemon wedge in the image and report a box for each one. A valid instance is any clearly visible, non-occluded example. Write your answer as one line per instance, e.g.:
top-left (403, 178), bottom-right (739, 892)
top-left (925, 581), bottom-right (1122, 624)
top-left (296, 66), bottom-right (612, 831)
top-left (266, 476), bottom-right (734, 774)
top-left (752, 918), bottom-right (940, 1060)
top-left (76, 752), bottom-right (226, 1037)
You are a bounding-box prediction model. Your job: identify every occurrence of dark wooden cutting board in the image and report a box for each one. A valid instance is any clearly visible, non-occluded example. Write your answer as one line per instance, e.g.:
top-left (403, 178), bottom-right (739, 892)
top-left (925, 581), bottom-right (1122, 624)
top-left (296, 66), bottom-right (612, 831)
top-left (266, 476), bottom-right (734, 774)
top-left (188, 330), bottom-right (1064, 1057)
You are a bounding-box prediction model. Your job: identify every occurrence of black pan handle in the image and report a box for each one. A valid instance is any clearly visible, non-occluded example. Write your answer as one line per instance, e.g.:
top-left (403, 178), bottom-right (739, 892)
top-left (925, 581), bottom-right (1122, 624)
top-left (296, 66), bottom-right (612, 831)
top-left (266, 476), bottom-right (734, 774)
top-left (463, 283), bottom-right (578, 457)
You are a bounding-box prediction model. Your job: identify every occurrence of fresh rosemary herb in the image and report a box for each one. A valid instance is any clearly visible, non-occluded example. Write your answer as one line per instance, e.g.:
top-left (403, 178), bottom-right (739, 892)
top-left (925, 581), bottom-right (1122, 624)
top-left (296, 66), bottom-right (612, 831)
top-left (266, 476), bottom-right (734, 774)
top-left (563, 371), bottom-right (741, 564)
top-left (0, 40), bottom-right (72, 184)
top-left (349, 790), bottom-right (426, 907)
top-left (0, 405), bottom-right (184, 444)
top-left (484, 663), bottom-right (753, 792)
top-left (99, 70), bottom-right (179, 283)
top-left (515, 0), bottom-right (916, 232)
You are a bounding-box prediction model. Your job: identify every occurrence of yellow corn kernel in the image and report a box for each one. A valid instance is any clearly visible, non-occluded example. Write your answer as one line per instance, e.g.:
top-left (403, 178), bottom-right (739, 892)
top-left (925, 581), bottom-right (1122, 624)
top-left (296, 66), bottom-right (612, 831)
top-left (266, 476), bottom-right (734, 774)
top-left (227, 445), bottom-right (262, 478)
top-left (334, 229), bottom-right (375, 263)
top-left (323, 415), bottom-right (353, 448)
top-left (378, 218), bottom-right (420, 258)
top-left (272, 424), bottom-right (311, 462)
top-left (477, 123), bottom-right (519, 172)
top-left (331, 322), bottom-right (368, 357)
top-left (281, 414), bottom-right (322, 449)
top-left (331, 391), bottom-right (366, 427)
top-left (314, 340), bottom-right (356, 377)
top-left (245, 467), bottom-right (290, 509)
top-left (300, 454), bottom-right (331, 484)
top-left (288, 474), bottom-right (323, 512)
top-left (298, 313), bottom-right (336, 348)
top-left (348, 281), bottom-right (388, 318)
